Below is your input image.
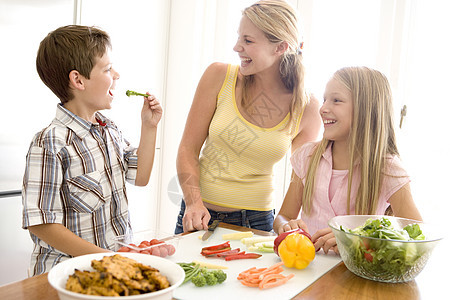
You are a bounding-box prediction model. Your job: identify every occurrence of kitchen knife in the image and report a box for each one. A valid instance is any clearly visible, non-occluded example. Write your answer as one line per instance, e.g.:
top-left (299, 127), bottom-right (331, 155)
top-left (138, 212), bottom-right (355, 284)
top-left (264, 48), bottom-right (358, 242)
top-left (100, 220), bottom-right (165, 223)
top-left (202, 219), bottom-right (221, 241)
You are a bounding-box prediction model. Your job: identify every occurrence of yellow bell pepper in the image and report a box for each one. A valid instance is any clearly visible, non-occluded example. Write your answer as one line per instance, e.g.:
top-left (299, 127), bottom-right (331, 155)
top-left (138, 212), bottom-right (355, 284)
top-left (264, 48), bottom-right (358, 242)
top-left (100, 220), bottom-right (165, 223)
top-left (278, 232), bottom-right (315, 269)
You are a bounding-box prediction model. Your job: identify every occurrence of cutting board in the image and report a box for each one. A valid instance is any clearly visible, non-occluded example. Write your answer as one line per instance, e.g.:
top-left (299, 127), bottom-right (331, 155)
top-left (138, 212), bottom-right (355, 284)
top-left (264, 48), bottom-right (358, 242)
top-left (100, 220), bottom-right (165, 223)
top-left (167, 227), bottom-right (342, 300)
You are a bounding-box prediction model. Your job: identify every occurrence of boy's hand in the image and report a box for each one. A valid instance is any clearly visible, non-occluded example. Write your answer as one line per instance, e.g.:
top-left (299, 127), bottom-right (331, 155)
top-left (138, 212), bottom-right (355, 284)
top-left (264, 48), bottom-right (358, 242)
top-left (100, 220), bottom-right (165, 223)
top-left (141, 93), bottom-right (163, 128)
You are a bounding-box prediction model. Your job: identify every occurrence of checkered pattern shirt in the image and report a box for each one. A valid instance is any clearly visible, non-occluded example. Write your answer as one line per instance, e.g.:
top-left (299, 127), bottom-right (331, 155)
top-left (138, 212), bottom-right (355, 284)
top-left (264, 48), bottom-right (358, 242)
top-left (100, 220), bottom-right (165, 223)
top-left (22, 104), bottom-right (138, 275)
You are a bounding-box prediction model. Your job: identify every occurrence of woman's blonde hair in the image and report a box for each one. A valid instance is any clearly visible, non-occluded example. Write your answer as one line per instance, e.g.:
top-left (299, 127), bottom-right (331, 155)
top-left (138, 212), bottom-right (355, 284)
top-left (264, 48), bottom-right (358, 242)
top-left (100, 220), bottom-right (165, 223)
top-left (302, 66), bottom-right (399, 215)
top-left (242, 0), bottom-right (307, 133)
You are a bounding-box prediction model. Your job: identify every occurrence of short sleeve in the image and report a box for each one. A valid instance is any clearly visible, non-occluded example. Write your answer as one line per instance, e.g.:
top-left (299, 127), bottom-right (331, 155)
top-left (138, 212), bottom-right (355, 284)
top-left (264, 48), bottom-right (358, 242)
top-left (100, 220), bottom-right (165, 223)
top-left (123, 138), bottom-right (138, 184)
top-left (290, 142), bottom-right (317, 180)
top-left (22, 145), bottom-right (64, 228)
top-left (381, 155), bottom-right (411, 202)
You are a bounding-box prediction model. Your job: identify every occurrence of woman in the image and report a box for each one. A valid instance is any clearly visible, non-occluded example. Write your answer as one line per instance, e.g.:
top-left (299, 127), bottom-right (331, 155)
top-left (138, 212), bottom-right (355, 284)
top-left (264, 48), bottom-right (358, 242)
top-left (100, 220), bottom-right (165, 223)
top-left (175, 0), bottom-right (321, 234)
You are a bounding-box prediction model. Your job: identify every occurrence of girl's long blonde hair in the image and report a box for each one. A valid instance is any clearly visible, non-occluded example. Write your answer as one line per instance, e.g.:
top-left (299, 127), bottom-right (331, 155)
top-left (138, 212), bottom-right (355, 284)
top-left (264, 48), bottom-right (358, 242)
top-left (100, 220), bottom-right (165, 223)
top-left (242, 0), bottom-right (307, 133)
top-left (302, 66), bottom-right (399, 215)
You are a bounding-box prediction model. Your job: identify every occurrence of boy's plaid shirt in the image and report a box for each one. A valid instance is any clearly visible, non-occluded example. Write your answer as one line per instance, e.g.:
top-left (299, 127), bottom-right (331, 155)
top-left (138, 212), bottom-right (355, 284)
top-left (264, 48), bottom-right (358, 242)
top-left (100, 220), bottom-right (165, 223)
top-left (22, 104), bottom-right (138, 275)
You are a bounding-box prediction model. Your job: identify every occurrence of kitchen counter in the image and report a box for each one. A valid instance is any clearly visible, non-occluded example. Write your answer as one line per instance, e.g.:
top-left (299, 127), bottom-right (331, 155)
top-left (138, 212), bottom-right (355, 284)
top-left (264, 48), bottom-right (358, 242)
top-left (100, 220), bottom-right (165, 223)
top-left (0, 223), bottom-right (445, 299)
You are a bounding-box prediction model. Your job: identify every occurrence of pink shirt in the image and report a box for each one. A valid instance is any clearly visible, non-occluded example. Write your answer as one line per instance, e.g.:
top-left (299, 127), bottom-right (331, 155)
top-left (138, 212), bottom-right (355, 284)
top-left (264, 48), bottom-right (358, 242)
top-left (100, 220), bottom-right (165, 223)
top-left (291, 142), bottom-right (410, 235)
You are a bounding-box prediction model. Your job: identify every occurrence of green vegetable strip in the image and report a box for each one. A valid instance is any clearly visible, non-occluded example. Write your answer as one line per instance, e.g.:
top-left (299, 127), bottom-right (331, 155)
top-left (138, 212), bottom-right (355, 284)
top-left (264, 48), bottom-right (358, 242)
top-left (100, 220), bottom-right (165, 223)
top-left (126, 90), bottom-right (148, 97)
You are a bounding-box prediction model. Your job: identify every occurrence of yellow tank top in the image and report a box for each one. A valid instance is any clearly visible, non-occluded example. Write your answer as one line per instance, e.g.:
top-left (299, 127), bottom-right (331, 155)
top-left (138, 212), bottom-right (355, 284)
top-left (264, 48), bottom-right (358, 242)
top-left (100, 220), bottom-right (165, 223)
top-left (199, 64), bottom-right (302, 210)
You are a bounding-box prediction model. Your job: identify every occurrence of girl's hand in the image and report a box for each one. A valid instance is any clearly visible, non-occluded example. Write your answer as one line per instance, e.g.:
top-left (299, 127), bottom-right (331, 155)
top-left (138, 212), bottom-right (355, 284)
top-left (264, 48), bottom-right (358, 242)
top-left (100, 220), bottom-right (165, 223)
top-left (278, 219), bottom-right (309, 235)
top-left (311, 227), bottom-right (339, 254)
top-left (141, 93), bottom-right (163, 128)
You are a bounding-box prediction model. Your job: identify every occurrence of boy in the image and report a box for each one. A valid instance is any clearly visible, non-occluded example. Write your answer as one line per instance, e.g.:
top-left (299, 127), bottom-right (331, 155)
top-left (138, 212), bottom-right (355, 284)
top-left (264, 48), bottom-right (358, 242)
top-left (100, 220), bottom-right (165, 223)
top-left (22, 25), bottom-right (162, 275)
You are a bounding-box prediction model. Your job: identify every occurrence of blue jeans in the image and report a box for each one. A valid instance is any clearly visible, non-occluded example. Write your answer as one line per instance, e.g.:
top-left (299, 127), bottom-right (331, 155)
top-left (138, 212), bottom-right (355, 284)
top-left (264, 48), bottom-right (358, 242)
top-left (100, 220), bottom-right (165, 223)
top-left (174, 200), bottom-right (274, 234)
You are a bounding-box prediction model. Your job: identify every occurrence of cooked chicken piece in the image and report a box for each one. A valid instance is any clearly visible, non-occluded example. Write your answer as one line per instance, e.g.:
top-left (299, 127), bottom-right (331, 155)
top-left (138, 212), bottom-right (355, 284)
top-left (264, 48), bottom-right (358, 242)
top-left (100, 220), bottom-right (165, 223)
top-left (66, 254), bottom-right (170, 296)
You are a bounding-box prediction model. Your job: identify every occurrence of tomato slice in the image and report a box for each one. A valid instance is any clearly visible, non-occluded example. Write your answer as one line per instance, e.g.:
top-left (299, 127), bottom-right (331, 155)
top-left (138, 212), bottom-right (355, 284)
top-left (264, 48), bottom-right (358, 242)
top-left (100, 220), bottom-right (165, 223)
top-left (364, 250), bottom-right (374, 262)
top-left (117, 246), bottom-right (130, 252)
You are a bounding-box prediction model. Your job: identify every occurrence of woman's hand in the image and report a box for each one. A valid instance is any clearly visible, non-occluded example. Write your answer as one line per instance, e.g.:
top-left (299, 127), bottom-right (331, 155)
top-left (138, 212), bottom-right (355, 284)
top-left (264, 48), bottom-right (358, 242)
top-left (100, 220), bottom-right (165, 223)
top-left (277, 219), bottom-right (309, 235)
top-left (182, 202), bottom-right (211, 232)
top-left (141, 93), bottom-right (163, 128)
top-left (311, 227), bottom-right (339, 254)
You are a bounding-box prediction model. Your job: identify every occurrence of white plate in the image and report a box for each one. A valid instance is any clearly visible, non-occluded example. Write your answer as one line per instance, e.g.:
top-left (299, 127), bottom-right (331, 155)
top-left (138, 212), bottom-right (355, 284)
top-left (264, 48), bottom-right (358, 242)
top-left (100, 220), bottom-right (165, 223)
top-left (48, 252), bottom-right (185, 300)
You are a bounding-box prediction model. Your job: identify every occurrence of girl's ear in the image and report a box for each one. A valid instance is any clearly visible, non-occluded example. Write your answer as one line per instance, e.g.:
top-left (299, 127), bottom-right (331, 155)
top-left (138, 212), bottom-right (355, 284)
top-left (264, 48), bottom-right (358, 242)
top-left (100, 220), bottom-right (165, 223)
top-left (275, 41), bottom-right (289, 55)
top-left (68, 70), bottom-right (85, 91)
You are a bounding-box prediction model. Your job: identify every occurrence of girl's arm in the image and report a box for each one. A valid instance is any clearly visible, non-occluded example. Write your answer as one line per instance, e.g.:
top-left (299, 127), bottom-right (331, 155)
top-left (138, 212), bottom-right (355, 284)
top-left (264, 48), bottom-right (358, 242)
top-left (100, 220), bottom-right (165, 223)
top-left (273, 172), bottom-right (308, 234)
top-left (388, 183), bottom-right (422, 221)
top-left (135, 95), bottom-right (163, 186)
top-left (176, 63), bottom-right (227, 232)
top-left (291, 94), bottom-right (321, 153)
top-left (28, 223), bottom-right (111, 256)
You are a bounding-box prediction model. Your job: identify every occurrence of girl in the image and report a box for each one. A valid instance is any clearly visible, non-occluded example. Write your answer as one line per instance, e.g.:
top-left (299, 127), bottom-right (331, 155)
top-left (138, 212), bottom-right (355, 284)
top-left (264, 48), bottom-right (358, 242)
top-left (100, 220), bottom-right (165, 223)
top-left (273, 66), bottom-right (422, 254)
top-left (175, 0), bottom-right (321, 234)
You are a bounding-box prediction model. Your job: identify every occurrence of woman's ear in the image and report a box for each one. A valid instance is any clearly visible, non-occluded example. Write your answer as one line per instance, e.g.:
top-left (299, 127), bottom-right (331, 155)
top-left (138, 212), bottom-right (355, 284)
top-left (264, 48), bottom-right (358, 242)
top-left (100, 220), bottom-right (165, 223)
top-left (68, 70), bottom-right (85, 91)
top-left (275, 41), bottom-right (289, 55)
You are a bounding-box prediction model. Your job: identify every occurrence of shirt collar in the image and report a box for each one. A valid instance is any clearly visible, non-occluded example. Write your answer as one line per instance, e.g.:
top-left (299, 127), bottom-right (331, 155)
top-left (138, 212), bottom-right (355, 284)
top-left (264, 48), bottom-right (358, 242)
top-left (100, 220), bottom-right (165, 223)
top-left (55, 104), bottom-right (110, 139)
top-left (322, 141), bottom-right (333, 165)
top-left (322, 141), bottom-right (362, 167)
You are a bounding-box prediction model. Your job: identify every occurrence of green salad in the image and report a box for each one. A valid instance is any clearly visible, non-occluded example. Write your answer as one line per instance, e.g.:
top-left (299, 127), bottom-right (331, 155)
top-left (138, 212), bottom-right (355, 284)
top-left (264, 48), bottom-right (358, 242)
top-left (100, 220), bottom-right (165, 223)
top-left (339, 217), bottom-right (426, 278)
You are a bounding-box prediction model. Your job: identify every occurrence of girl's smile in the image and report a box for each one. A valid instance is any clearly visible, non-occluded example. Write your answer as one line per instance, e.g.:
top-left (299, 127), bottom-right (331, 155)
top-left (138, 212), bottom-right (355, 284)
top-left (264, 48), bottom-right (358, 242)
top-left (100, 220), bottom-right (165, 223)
top-left (321, 78), bottom-right (353, 145)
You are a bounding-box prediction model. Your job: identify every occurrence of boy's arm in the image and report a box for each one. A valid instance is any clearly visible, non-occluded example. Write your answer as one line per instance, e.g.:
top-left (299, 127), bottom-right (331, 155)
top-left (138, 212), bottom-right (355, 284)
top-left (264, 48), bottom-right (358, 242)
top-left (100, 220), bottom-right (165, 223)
top-left (135, 95), bottom-right (163, 186)
top-left (28, 223), bottom-right (110, 256)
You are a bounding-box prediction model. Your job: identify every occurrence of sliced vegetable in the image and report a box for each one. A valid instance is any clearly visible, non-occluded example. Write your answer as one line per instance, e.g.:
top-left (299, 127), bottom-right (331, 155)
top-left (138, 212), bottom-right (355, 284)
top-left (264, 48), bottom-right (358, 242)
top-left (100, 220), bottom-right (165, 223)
top-left (248, 241), bottom-right (275, 253)
top-left (237, 262), bottom-right (294, 289)
top-left (202, 241), bottom-right (231, 251)
top-left (241, 236), bottom-right (276, 247)
top-left (192, 260), bottom-right (228, 269)
top-left (215, 248), bottom-right (242, 257)
top-left (201, 247), bottom-right (232, 256)
top-left (225, 253), bottom-right (262, 261)
top-left (201, 241), bottom-right (232, 256)
top-left (202, 241), bottom-right (262, 261)
top-left (222, 231), bottom-right (254, 240)
top-left (117, 239), bottom-right (175, 257)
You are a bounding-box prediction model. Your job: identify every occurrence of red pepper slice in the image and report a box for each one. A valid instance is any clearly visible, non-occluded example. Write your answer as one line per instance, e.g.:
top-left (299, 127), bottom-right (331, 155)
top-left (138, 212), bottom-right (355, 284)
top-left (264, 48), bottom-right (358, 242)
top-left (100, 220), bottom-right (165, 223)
top-left (201, 247), bottom-right (232, 256)
top-left (224, 253), bottom-right (262, 261)
top-left (201, 241), bottom-right (231, 251)
top-left (216, 248), bottom-right (242, 257)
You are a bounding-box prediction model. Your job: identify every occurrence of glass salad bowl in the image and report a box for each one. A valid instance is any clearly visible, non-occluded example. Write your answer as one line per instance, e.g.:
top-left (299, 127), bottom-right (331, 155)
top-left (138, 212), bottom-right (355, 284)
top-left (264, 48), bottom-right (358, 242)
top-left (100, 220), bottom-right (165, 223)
top-left (329, 215), bottom-right (442, 283)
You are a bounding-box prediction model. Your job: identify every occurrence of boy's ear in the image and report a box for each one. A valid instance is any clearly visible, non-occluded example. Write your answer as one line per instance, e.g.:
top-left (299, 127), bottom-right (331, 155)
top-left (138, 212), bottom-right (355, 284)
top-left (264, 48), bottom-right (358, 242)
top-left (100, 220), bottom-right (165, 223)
top-left (275, 41), bottom-right (289, 55)
top-left (68, 70), bottom-right (85, 91)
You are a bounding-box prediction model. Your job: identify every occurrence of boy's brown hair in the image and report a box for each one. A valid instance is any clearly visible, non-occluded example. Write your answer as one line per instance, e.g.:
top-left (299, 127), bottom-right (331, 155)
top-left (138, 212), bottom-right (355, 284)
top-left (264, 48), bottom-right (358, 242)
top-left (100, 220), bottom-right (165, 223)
top-left (36, 25), bottom-right (111, 104)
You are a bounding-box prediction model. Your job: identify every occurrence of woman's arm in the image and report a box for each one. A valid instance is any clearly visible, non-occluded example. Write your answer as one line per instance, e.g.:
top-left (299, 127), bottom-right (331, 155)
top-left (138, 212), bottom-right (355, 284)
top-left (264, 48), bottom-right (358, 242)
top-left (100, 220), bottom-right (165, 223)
top-left (176, 63), bottom-right (228, 232)
top-left (388, 183), bottom-right (422, 221)
top-left (291, 94), bottom-right (321, 153)
top-left (273, 171), bottom-right (307, 234)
